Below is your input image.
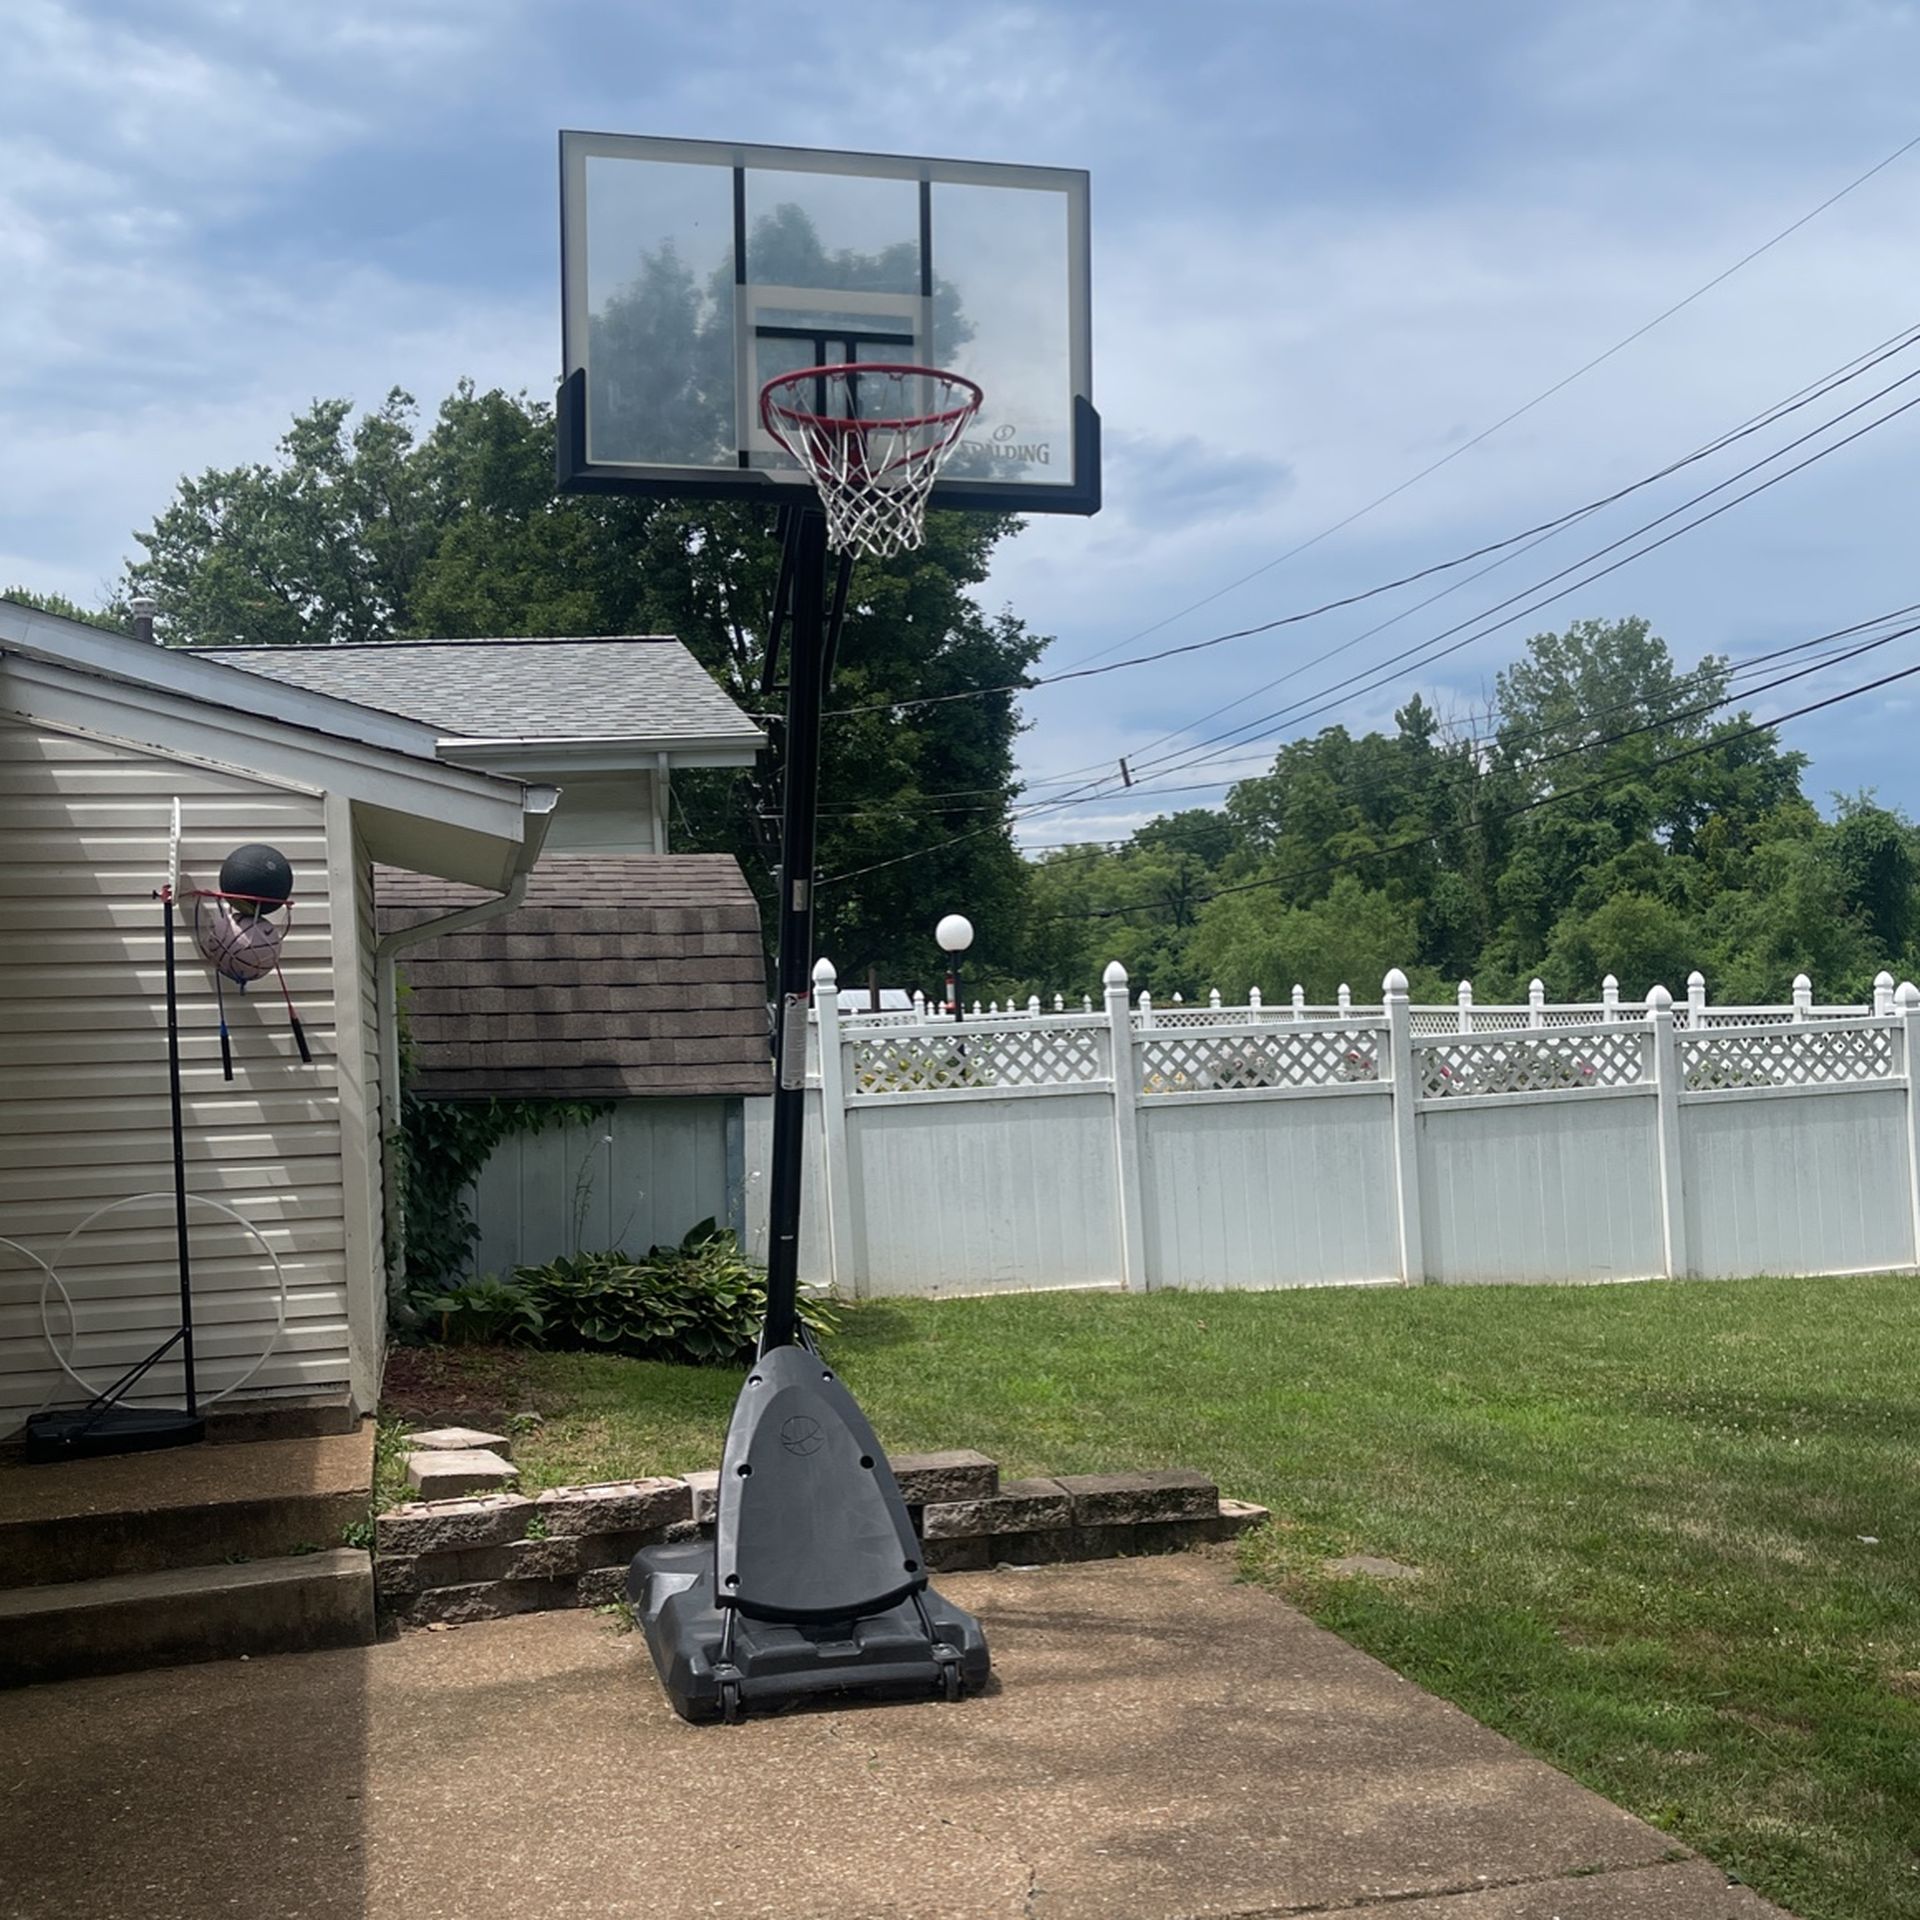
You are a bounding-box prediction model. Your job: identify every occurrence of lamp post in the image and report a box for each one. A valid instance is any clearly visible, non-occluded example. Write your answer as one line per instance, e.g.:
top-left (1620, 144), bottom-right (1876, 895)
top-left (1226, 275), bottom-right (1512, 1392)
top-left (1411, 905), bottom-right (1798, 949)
top-left (936, 913), bottom-right (974, 1021)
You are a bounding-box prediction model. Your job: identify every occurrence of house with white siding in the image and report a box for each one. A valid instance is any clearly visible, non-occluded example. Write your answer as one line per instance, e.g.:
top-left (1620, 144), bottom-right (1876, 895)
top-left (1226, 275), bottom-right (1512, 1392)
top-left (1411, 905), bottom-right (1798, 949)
top-left (0, 599), bottom-right (556, 1438)
top-left (209, 637), bottom-right (770, 1283)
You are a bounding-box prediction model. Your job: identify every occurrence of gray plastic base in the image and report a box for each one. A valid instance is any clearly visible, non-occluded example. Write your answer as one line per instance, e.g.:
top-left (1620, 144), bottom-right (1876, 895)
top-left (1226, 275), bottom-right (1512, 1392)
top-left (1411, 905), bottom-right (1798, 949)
top-left (629, 1539), bottom-right (991, 1723)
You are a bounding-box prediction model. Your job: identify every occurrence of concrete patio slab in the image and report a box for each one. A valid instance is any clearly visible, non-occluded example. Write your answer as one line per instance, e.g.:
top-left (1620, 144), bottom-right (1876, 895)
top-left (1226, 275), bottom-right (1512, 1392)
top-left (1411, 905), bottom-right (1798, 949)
top-left (0, 1549), bottom-right (1790, 1920)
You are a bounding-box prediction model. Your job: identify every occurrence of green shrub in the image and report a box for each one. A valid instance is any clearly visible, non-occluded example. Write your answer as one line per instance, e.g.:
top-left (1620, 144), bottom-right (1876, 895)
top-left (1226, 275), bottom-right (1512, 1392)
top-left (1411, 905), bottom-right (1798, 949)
top-left (421, 1275), bottom-right (546, 1346)
top-left (516, 1221), bottom-right (836, 1367)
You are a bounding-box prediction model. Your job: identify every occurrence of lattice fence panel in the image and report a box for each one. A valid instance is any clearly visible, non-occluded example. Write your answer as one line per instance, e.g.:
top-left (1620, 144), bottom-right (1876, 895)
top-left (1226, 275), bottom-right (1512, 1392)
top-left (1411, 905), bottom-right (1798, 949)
top-left (1466, 1011), bottom-right (1529, 1031)
top-left (1139, 1025), bottom-right (1383, 1094)
top-left (1680, 1023), bottom-right (1895, 1091)
top-left (850, 1024), bottom-right (1106, 1094)
top-left (1417, 1029), bottom-right (1644, 1099)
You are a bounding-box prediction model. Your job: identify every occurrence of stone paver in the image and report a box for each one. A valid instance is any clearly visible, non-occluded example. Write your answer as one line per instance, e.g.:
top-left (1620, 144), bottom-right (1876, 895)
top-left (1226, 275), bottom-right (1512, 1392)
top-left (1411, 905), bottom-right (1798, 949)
top-left (0, 1550), bottom-right (1791, 1920)
top-left (405, 1426), bottom-right (513, 1459)
top-left (402, 1447), bottom-right (517, 1499)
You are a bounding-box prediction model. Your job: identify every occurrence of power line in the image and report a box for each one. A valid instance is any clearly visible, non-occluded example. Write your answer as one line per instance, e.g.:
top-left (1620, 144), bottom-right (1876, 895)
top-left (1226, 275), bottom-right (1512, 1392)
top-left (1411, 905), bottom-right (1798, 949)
top-left (817, 601), bottom-right (1920, 890)
top-left (819, 370), bottom-right (1920, 882)
top-left (839, 609), bottom-right (1920, 832)
top-left (1045, 635), bottom-right (1920, 924)
top-left (1017, 328), bottom-right (1920, 796)
top-left (828, 318), bottom-right (1920, 722)
top-left (1043, 127), bottom-right (1920, 678)
top-left (1077, 374), bottom-right (1920, 797)
top-left (1025, 619), bottom-right (1916, 878)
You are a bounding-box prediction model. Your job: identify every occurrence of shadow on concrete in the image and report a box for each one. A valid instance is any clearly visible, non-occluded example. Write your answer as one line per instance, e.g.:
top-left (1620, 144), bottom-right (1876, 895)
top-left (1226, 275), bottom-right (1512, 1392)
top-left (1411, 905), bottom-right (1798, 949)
top-left (0, 1639), bottom-right (370, 1920)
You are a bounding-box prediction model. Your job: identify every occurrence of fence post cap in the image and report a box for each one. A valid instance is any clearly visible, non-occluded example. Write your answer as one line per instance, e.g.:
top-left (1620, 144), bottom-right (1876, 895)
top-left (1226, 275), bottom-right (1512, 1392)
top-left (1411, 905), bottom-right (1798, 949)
top-left (1456, 979), bottom-right (1472, 999)
top-left (1529, 977), bottom-right (1544, 994)
top-left (1876, 969), bottom-right (1896, 988)
top-left (1687, 970), bottom-right (1705, 989)
top-left (1382, 967), bottom-right (1410, 995)
top-left (1102, 961), bottom-right (1128, 989)
top-left (1793, 972), bottom-right (1812, 990)
top-left (1898, 981), bottom-right (1920, 1010)
top-left (812, 957), bottom-right (837, 987)
top-left (1602, 973), bottom-right (1619, 990)
top-left (1646, 983), bottom-right (1673, 1010)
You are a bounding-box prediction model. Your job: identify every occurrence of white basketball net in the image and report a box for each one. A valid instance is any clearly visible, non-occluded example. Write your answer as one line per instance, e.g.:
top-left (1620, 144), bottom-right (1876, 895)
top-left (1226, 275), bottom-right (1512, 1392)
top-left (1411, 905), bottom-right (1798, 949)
top-left (760, 365), bottom-right (983, 560)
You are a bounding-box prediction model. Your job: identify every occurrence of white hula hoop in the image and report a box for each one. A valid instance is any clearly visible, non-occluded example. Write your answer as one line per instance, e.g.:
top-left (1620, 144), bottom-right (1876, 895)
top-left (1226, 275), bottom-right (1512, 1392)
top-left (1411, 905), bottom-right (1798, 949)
top-left (32, 1192), bottom-right (291, 1410)
top-left (2, 1234), bottom-right (81, 1421)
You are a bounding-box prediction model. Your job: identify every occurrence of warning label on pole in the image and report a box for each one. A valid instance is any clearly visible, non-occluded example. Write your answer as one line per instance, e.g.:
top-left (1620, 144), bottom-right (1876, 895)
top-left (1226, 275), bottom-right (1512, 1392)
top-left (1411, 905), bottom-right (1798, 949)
top-left (779, 993), bottom-right (810, 1090)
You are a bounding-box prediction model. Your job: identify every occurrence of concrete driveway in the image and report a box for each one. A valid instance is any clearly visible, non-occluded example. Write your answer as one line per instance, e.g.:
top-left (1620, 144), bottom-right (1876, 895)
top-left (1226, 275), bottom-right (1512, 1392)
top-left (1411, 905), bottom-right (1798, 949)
top-left (0, 1551), bottom-right (1788, 1919)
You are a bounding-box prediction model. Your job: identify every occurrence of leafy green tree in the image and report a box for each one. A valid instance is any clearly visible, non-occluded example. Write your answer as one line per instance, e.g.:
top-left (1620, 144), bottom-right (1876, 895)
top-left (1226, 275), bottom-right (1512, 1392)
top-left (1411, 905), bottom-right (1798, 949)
top-left (1045, 613), bottom-right (1875, 1008)
top-left (124, 384), bottom-right (1044, 986)
top-left (1828, 794), bottom-right (1917, 955)
top-left (1540, 892), bottom-right (1702, 999)
top-left (1190, 874), bottom-right (1426, 1002)
top-left (1, 586), bottom-right (121, 631)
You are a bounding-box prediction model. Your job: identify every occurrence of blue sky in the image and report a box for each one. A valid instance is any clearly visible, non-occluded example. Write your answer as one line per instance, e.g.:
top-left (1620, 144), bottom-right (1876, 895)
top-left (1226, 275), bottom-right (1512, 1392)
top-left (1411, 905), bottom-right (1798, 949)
top-left (5, 1), bottom-right (1920, 844)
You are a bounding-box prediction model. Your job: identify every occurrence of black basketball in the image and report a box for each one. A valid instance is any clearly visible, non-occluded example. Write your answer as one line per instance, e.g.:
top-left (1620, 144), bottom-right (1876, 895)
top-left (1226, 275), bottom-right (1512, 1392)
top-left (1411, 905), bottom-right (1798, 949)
top-left (219, 842), bottom-right (294, 906)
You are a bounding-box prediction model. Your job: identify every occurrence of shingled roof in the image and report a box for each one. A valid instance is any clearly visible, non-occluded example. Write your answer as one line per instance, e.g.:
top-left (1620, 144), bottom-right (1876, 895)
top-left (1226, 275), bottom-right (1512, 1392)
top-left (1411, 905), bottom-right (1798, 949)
top-left (378, 856), bottom-right (770, 1099)
top-left (204, 636), bottom-right (762, 747)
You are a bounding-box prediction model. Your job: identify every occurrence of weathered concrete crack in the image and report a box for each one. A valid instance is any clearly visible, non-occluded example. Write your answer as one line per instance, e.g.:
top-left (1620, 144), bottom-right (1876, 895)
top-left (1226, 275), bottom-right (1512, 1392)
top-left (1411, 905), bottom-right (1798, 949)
top-left (1163, 1847), bottom-right (1701, 1919)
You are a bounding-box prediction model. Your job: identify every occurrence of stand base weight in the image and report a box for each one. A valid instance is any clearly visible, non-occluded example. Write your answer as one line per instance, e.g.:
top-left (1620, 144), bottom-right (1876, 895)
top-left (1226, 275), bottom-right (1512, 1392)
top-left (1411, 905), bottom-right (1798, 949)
top-left (630, 1539), bottom-right (990, 1723)
top-left (25, 1406), bottom-right (206, 1463)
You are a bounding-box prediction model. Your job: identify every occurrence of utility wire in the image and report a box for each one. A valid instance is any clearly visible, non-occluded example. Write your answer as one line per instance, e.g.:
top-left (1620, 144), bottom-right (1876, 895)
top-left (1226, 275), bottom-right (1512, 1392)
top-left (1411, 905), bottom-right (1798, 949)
top-left (1044, 128), bottom-right (1920, 677)
top-left (830, 319), bottom-right (1920, 721)
top-left (1072, 375), bottom-right (1920, 797)
top-left (823, 613), bottom-right (1920, 828)
top-left (818, 365), bottom-right (1920, 882)
top-left (1045, 636), bottom-right (1920, 923)
top-left (817, 602), bottom-right (1920, 887)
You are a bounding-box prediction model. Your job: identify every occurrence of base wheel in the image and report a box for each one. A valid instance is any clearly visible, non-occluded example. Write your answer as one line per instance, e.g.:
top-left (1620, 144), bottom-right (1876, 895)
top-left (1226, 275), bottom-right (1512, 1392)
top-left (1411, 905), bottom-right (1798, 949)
top-left (941, 1662), bottom-right (964, 1702)
top-left (719, 1680), bottom-right (742, 1724)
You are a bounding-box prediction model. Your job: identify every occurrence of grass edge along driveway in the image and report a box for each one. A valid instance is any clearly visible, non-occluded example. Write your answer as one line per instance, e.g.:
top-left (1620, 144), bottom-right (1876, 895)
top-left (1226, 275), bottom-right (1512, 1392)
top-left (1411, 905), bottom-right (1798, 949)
top-left (422, 1273), bottom-right (1919, 1920)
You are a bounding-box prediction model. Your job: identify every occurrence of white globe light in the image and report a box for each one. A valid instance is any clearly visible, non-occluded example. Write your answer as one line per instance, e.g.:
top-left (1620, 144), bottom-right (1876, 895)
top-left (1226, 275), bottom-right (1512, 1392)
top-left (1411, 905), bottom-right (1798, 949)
top-left (935, 913), bottom-right (975, 954)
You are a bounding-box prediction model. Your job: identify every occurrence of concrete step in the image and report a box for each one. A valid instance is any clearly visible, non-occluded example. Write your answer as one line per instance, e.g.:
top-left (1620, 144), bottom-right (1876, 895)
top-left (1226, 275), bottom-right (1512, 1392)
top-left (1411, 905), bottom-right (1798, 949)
top-left (0, 1547), bottom-right (374, 1687)
top-left (204, 1392), bottom-right (359, 1445)
top-left (0, 1425), bottom-right (375, 1589)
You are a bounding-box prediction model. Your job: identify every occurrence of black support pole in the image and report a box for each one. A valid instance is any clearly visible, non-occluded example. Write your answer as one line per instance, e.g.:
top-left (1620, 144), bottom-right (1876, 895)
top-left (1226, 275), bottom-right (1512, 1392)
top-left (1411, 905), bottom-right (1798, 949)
top-left (761, 507), bottom-right (834, 1352)
top-left (162, 888), bottom-right (198, 1417)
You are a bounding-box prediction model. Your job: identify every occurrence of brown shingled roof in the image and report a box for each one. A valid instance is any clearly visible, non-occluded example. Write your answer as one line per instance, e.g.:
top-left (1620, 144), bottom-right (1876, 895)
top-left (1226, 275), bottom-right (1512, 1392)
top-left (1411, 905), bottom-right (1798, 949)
top-left (378, 856), bottom-right (770, 1099)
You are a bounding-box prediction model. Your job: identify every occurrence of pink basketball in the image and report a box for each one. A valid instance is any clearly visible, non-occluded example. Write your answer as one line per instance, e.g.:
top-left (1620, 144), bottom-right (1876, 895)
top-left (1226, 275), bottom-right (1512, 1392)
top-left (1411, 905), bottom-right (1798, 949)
top-left (195, 899), bottom-right (285, 984)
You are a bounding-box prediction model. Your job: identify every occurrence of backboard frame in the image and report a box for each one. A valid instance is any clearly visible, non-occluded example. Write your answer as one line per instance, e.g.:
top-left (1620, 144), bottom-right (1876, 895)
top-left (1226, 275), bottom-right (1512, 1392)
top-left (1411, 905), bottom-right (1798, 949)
top-left (557, 130), bottom-right (1098, 516)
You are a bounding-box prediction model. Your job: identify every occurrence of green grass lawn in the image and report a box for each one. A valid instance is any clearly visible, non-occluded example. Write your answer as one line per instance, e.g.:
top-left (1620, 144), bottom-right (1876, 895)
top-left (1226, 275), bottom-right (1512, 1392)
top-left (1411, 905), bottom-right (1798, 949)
top-left (414, 1275), bottom-right (1919, 1920)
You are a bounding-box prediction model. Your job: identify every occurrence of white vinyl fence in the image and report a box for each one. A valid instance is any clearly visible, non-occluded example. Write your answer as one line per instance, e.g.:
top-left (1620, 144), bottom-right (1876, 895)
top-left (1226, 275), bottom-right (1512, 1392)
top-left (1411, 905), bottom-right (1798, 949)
top-left (743, 962), bottom-right (1920, 1296)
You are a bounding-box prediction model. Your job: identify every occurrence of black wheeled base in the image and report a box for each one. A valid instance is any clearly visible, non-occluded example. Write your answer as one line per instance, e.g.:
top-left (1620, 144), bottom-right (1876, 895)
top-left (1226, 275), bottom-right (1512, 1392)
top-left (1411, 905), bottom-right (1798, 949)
top-left (629, 1539), bottom-right (990, 1723)
top-left (24, 1405), bottom-right (205, 1463)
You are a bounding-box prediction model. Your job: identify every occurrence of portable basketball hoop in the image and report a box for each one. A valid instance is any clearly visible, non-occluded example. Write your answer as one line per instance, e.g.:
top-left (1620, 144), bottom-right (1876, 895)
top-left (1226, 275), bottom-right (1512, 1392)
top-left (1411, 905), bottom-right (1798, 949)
top-left (557, 131), bottom-right (1101, 1725)
top-left (760, 363), bottom-right (983, 559)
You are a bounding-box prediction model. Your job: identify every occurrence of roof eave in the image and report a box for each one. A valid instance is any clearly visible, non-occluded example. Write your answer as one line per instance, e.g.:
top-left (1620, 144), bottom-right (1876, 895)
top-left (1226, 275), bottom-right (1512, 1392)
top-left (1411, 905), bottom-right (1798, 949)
top-left (438, 732), bottom-right (765, 773)
top-left (0, 601), bottom-right (442, 759)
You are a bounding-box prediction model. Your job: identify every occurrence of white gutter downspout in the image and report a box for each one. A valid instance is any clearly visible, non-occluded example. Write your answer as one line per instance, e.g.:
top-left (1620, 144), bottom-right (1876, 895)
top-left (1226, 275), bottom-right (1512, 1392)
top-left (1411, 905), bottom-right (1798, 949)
top-left (376, 785), bottom-right (560, 1302)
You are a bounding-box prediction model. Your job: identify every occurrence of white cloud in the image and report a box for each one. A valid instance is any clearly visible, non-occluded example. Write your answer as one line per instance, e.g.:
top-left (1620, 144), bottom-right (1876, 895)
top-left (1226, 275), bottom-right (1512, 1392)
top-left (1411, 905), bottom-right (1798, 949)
top-left (6, 0), bottom-right (1920, 821)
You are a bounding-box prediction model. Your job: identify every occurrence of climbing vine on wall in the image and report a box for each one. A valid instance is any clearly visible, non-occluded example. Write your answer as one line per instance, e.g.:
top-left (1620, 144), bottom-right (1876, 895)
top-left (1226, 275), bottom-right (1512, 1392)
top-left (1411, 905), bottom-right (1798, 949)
top-left (392, 1094), bottom-right (609, 1300)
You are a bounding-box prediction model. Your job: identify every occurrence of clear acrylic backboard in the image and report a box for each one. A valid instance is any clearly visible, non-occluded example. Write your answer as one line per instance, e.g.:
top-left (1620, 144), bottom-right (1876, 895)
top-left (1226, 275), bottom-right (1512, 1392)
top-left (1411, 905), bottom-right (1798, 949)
top-left (557, 131), bottom-right (1097, 515)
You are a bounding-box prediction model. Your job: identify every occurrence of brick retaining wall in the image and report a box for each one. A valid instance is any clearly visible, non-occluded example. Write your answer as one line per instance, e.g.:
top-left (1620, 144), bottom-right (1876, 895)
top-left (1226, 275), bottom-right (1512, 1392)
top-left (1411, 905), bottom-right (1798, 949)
top-left (375, 1451), bottom-right (1267, 1626)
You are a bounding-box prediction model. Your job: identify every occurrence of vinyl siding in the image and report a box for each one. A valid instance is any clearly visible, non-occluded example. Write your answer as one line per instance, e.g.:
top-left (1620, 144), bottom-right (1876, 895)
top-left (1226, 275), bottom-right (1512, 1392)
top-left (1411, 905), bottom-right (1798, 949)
top-left (356, 848), bottom-right (382, 1267)
top-left (0, 717), bottom-right (350, 1430)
